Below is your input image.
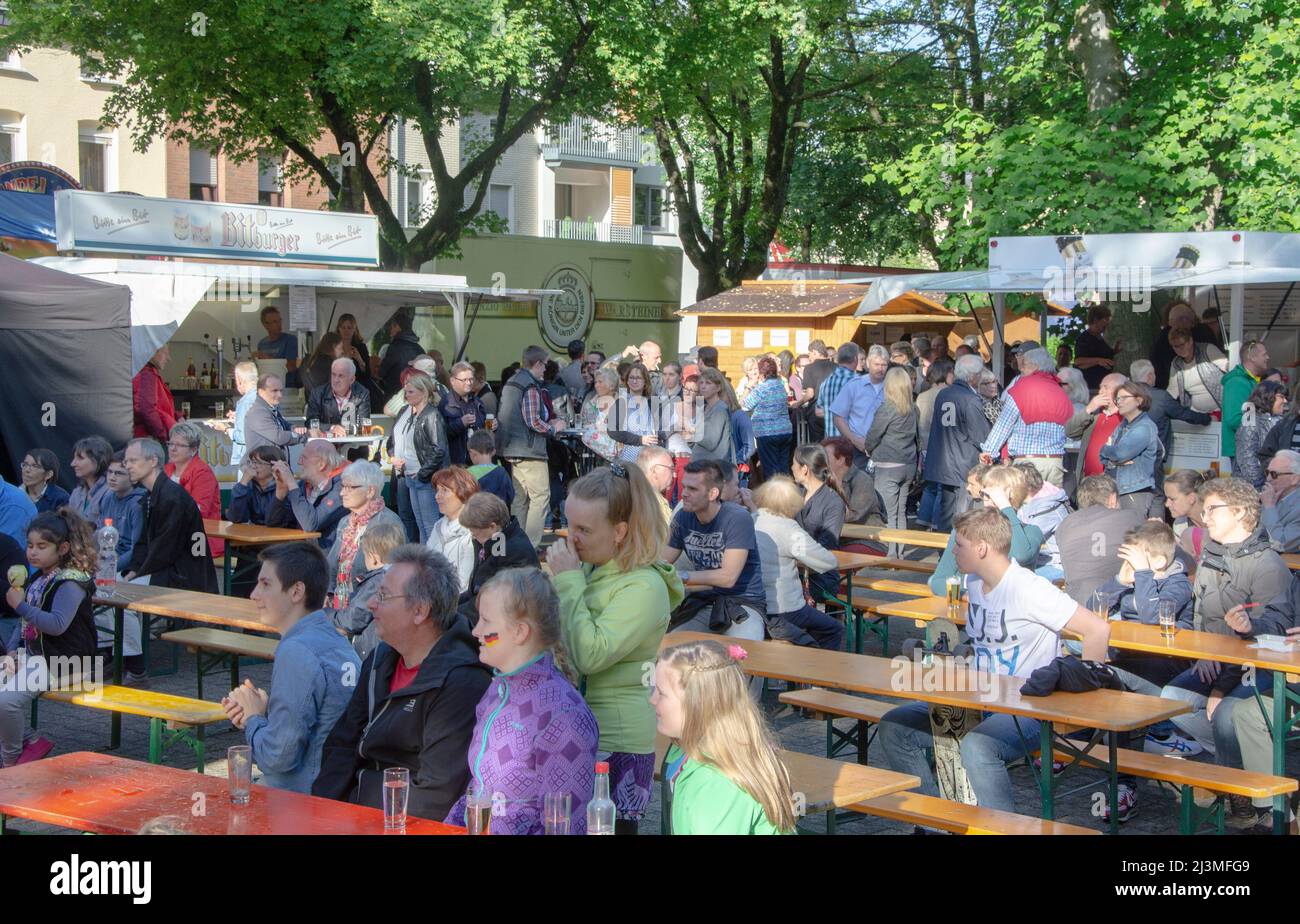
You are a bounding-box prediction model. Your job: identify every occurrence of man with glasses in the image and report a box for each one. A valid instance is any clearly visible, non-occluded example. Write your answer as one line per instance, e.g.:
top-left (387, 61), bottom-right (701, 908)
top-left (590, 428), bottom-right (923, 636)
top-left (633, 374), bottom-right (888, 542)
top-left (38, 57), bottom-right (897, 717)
top-left (245, 374), bottom-right (310, 456)
top-left (439, 361), bottom-right (485, 466)
top-left (1261, 449), bottom-right (1300, 551)
top-left (636, 445), bottom-right (675, 525)
top-left (305, 357), bottom-right (371, 437)
top-left (313, 544), bottom-right (490, 820)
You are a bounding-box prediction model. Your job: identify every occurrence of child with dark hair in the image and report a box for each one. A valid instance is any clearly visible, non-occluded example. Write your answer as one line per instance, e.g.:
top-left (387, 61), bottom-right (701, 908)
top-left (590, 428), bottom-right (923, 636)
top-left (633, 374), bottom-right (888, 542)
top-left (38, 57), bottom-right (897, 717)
top-left (467, 430), bottom-right (515, 509)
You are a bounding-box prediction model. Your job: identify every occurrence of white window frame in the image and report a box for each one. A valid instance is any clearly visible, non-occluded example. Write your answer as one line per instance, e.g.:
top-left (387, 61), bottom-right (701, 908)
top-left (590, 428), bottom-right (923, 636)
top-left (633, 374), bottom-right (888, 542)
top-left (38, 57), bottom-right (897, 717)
top-left (77, 122), bottom-right (115, 192)
top-left (636, 185), bottom-right (667, 231)
top-left (257, 152), bottom-right (283, 206)
top-left (189, 146), bottom-right (217, 200)
top-left (0, 109), bottom-right (24, 163)
top-left (0, 2), bottom-right (19, 70)
top-left (79, 54), bottom-right (122, 85)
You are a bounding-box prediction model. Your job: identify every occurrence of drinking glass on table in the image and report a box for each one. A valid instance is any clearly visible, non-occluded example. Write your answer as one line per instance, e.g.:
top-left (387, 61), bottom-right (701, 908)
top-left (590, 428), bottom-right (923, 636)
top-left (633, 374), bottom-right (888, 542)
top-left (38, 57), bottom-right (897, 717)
top-left (383, 767), bottom-right (410, 830)
top-left (465, 783), bottom-right (492, 835)
top-left (543, 792), bottom-right (571, 835)
top-left (1158, 600), bottom-right (1177, 640)
top-left (227, 745), bottom-right (252, 805)
top-left (309, 417), bottom-right (321, 437)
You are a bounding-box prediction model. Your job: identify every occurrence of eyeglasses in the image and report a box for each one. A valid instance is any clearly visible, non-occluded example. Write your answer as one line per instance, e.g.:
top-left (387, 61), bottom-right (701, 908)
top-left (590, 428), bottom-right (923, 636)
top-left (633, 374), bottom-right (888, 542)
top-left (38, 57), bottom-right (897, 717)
top-left (1267, 470), bottom-right (1294, 480)
top-left (374, 590), bottom-right (409, 605)
top-left (19, 461), bottom-right (43, 471)
top-left (451, 375), bottom-right (474, 383)
top-left (1202, 503), bottom-right (1235, 516)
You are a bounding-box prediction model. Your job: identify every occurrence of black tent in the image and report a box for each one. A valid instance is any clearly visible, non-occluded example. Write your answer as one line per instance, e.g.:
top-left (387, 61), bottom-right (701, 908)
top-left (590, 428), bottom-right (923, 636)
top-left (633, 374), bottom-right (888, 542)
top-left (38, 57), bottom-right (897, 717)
top-left (0, 253), bottom-right (132, 489)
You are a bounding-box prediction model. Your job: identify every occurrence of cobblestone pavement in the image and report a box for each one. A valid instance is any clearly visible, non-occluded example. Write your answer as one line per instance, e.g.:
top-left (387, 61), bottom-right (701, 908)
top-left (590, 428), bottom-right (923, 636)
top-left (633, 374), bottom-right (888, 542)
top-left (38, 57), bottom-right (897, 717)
top-left (4, 549), bottom-right (1295, 835)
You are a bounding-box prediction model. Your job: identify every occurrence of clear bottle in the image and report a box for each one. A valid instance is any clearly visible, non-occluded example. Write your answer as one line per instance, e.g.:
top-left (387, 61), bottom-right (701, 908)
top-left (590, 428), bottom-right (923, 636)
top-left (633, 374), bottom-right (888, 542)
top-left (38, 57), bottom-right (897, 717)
top-left (586, 761), bottom-right (615, 835)
top-left (95, 518), bottom-right (119, 596)
top-left (200, 362), bottom-right (210, 388)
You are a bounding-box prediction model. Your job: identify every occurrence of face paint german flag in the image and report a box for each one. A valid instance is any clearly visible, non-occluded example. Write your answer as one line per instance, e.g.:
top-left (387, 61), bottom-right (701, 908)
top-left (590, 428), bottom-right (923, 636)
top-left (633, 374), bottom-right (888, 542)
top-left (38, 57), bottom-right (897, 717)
top-left (482, 632), bottom-right (500, 647)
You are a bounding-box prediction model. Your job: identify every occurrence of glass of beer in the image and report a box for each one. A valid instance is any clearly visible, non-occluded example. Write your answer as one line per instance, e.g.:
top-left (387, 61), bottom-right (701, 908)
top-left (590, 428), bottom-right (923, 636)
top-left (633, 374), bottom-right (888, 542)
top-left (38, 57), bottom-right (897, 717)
top-left (1158, 600), bottom-right (1177, 641)
top-left (484, 414), bottom-right (496, 432)
top-left (945, 575), bottom-right (962, 621)
top-left (465, 783), bottom-right (492, 835)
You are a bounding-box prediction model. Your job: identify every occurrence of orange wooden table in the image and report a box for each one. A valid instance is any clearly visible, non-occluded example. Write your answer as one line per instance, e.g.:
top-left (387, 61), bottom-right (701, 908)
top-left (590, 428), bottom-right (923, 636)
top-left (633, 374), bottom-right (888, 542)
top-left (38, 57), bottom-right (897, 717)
top-left (204, 519), bottom-right (321, 594)
top-left (1285, 553), bottom-right (1300, 572)
top-left (0, 752), bottom-right (462, 835)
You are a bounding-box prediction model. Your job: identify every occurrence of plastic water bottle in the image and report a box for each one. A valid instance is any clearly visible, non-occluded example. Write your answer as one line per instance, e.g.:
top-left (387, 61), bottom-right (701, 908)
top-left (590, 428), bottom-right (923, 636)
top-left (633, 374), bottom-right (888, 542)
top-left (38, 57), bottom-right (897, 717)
top-left (95, 519), bottom-right (119, 595)
top-left (586, 761), bottom-right (615, 835)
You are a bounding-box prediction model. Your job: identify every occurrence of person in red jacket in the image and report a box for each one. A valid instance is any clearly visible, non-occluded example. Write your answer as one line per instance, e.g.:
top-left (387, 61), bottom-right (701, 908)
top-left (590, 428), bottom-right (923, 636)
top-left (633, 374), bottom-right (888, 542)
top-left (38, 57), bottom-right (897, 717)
top-left (133, 344), bottom-right (179, 441)
top-left (162, 421), bottom-right (224, 559)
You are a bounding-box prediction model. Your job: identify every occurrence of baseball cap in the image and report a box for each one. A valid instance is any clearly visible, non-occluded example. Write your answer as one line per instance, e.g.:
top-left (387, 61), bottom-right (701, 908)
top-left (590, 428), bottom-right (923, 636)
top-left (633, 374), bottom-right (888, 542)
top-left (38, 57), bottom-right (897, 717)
top-left (1012, 340), bottom-right (1041, 355)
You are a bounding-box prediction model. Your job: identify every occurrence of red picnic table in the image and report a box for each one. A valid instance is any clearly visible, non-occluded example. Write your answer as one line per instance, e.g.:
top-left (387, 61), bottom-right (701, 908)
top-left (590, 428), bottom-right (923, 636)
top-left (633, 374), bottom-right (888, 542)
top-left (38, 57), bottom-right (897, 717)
top-left (0, 752), bottom-right (463, 835)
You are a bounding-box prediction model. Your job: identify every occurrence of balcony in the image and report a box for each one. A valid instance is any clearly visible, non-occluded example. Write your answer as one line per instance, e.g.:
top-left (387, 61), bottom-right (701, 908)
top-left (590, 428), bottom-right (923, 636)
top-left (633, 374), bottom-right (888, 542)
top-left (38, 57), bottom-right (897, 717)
top-left (541, 116), bottom-right (657, 167)
top-left (544, 218), bottom-right (646, 244)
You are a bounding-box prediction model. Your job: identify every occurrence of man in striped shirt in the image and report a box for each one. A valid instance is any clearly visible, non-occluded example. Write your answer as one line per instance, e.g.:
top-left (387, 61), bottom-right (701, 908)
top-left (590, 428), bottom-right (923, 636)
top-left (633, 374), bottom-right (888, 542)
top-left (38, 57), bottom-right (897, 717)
top-left (816, 343), bottom-right (862, 438)
top-left (978, 347), bottom-right (1072, 487)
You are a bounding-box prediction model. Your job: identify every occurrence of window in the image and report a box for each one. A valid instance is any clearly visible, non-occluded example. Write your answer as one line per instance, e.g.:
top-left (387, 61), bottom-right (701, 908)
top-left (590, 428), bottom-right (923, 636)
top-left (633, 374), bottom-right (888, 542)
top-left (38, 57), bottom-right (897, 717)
top-left (0, 110), bottom-right (22, 163)
top-left (0, 4), bottom-right (19, 69)
top-left (405, 177), bottom-right (423, 227)
top-left (257, 153), bottom-right (283, 206)
top-left (78, 122), bottom-right (114, 191)
top-left (189, 146), bottom-right (217, 200)
top-left (487, 183), bottom-right (512, 232)
top-left (636, 186), bottom-right (666, 230)
top-left (555, 183), bottom-right (574, 220)
top-left (79, 53), bottom-right (120, 84)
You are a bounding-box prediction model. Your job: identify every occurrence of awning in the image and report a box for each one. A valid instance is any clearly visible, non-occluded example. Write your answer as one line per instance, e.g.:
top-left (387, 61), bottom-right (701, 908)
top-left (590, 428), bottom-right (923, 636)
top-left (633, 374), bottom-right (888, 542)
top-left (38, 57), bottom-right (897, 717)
top-left (31, 256), bottom-right (559, 373)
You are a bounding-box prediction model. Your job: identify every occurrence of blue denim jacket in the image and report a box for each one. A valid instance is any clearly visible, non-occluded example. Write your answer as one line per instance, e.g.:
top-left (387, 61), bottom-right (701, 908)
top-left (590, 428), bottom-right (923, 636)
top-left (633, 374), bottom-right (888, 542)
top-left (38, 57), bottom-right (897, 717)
top-left (243, 610), bottom-right (361, 793)
top-left (1099, 412), bottom-right (1159, 495)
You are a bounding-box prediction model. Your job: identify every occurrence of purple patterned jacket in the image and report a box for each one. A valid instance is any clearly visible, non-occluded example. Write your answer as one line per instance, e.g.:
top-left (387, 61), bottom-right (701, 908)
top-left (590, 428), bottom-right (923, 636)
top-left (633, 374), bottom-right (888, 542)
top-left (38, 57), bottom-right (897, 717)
top-left (445, 651), bottom-right (599, 835)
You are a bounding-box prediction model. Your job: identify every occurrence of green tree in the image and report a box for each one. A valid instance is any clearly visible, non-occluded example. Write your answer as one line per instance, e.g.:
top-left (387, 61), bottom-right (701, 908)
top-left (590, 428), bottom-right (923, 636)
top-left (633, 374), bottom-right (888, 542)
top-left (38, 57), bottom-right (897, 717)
top-left (4, 0), bottom-right (623, 269)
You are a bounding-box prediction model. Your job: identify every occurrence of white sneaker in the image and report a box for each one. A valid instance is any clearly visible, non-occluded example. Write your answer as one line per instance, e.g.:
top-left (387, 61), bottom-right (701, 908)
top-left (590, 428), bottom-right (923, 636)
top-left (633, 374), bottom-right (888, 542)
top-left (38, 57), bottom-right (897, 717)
top-left (1143, 732), bottom-right (1204, 757)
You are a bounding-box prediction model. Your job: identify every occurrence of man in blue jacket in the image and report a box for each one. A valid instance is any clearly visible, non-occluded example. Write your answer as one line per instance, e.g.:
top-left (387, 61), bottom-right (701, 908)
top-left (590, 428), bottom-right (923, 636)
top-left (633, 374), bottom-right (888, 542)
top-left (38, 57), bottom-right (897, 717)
top-left (223, 542), bottom-right (360, 793)
top-left (921, 354), bottom-right (991, 531)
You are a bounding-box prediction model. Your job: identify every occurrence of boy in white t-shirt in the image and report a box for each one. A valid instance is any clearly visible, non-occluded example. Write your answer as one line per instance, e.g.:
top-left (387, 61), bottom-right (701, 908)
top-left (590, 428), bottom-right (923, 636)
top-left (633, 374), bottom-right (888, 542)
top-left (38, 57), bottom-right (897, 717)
top-left (878, 506), bottom-right (1110, 812)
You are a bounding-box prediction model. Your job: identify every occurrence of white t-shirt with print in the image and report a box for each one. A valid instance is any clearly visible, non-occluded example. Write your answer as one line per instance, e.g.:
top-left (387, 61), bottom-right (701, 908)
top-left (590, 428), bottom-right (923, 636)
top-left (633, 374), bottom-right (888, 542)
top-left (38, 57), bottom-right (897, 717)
top-left (965, 560), bottom-right (1078, 678)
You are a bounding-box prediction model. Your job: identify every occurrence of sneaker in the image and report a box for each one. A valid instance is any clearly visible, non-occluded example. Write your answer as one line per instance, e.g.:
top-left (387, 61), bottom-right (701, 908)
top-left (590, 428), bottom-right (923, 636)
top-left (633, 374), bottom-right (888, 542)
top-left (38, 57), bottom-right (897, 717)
top-left (1103, 783), bottom-right (1138, 824)
top-left (122, 670), bottom-right (150, 688)
top-left (1143, 732), bottom-right (1204, 757)
top-left (1032, 757), bottom-right (1066, 775)
top-left (1224, 795), bottom-right (1259, 828)
top-left (16, 736), bottom-right (53, 764)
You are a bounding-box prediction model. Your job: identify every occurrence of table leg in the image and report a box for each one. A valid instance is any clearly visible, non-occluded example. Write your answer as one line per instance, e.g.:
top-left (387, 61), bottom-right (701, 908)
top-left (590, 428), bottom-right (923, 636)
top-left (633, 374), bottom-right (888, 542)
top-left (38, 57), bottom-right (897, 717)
top-left (110, 606), bottom-right (124, 750)
top-left (1273, 671), bottom-right (1287, 836)
top-left (224, 548), bottom-right (234, 596)
top-left (1038, 721), bottom-right (1055, 820)
top-left (1107, 732), bottom-right (1119, 836)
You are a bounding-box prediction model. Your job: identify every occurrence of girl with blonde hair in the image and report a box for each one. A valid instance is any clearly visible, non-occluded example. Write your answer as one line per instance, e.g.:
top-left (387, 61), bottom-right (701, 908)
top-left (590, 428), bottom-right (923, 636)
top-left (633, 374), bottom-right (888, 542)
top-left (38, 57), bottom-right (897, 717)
top-left (547, 462), bottom-right (686, 834)
top-left (652, 639), bottom-right (795, 834)
top-left (446, 567), bottom-right (600, 835)
top-left (862, 365), bottom-right (920, 556)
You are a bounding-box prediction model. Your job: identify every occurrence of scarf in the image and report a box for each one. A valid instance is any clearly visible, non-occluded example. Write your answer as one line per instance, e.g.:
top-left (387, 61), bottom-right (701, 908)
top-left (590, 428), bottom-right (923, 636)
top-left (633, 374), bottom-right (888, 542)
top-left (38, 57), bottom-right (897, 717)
top-left (334, 499), bottom-right (385, 607)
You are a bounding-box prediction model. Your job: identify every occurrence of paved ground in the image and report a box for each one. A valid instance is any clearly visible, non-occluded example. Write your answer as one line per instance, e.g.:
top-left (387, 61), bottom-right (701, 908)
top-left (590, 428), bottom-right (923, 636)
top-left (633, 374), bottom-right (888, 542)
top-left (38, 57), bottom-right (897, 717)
top-left (4, 546), bottom-right (1295, 836)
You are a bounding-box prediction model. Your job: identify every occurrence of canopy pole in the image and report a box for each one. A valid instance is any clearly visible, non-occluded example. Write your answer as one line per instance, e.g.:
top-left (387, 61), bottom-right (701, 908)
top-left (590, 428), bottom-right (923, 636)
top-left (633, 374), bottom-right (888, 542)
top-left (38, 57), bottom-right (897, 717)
top-left (1229, 284), bottom-right (1244, 367)
top-left (1262, 282), bottom-right (1295, 339)
top-left (963, 293), bottom-right (992, 359)
top-left (454, 293), bottom-right (485, 365)
top-left (992, 293), bottom-right (1006, 383)
top-left (444, 291), bottom-right (466, 359)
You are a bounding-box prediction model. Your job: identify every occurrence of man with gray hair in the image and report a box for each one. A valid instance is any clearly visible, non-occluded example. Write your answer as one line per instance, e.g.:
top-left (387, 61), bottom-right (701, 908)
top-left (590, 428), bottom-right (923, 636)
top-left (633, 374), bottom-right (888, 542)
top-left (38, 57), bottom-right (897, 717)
top-left (313, 544), bottom-right (491, 820)
top-left (636, 444), bottom-right (676, 525)
top-left (1066, 371), bottom-right (1130, 491)
top-left (305, 357), bottom-right (371, 437)
top-left (1262, 449), bottom-right (1300, 551)
top-left (439, 360), bottom-right (485, 465)
top-left (815, 342), bottom-right (861, 438)
top-left (268, 438), bottom-right (348, 549)
top-left (209, 360), bottom-right (260, 465)
top-left (922, 354), bottom-right (991, 529)
top-left (830, 344), bottom-right (890, 460)
top-left (979, 346), bottom-right (1073, 487)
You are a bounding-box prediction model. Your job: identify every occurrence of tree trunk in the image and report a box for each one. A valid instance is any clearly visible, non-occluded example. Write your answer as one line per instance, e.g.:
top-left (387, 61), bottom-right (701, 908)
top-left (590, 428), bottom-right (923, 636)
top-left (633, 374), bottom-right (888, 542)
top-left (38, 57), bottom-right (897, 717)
top-left (1068, 0), bottom-right (1126, 115)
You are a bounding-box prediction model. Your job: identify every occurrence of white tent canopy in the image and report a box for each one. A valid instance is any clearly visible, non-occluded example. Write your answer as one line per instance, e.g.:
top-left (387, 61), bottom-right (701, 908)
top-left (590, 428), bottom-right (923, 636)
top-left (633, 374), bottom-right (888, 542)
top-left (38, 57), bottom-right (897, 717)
top-left (32, 256), bottom-right (560, 374)
top-left (846, 231), bottom-right (1300, 377)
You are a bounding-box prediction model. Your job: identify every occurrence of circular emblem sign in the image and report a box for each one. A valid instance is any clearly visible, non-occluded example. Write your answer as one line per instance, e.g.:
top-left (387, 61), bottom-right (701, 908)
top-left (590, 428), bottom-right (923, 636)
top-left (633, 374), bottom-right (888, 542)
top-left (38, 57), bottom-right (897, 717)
top-left (538, 264), bottom-right (594, 352)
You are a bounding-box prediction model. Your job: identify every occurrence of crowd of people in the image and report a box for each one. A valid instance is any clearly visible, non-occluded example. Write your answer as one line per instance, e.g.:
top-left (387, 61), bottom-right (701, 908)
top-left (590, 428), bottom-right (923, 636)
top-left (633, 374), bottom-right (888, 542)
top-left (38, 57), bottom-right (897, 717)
top-left (0, 294), bottom-right (1297, 835)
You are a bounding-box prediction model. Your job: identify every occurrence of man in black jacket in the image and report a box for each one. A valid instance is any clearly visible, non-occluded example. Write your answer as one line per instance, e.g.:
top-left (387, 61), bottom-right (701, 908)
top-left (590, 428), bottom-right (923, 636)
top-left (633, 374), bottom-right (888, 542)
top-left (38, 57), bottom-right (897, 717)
top-left (922, 354), bottom-right (991, 531)
top-left (313, 545), bottom-right (490, 821)
top-left (378, 308), bottom-right (425, 400)
top-left (304, 358), bottom-right (372, 435)
top-left (121, 437), bottom-right (218, 679)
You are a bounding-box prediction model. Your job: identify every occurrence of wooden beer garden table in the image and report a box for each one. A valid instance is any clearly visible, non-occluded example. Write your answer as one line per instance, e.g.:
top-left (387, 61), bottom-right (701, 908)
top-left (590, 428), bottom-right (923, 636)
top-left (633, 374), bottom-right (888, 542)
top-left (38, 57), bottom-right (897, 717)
top-left (92, 583), bottom-right (276, 749)
top-left (0, 752), bottom-right (462, 835)
top-left (874, 595), bottom-right (1300, 834)
top-left (204, 519), bottom-right (321, 594)
top-left (661, 630), bottom-right (1187, 833)
top-left (840, 523), bottom-right (950, 550)
top-left (1284, 553), bottom-right (1300, 572)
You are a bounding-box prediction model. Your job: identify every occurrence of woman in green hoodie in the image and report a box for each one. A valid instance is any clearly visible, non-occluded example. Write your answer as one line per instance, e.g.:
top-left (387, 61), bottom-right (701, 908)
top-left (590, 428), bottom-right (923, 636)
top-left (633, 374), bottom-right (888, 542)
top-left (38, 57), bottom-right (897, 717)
top-left (549, 462), bottom-right (685, 835)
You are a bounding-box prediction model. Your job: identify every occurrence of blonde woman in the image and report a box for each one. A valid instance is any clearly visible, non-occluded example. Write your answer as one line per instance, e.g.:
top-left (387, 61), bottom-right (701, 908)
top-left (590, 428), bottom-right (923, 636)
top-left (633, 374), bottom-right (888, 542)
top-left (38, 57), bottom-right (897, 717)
top-left (548, 462), bottom-right (686, 835)
top-left (751, 477), bottom-right (842, 650)
top-left (925, 463), bottom-right (1044, 594)
top-left (735, 356), bottom-right (761, 404)
top-left (862, 365), bottom-right (920, 557)
top-left (689, 367), bottom-right (735, 465)
top-left (652, 639), bottom-right (795, 834)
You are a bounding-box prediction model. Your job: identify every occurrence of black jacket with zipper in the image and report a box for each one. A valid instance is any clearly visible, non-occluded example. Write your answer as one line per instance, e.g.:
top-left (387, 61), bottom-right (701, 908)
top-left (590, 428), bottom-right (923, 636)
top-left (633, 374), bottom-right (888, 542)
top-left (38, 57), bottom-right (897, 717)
top-left (312, 614), bottom-right (491, 821)
top-left (388, 402), bottom-right (447, 482)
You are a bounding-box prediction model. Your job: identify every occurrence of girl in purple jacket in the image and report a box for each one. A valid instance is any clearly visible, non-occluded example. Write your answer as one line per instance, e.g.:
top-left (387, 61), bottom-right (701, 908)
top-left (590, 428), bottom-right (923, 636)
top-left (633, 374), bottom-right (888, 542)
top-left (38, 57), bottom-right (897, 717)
top-left (446, 567), bottom-right (599, 834)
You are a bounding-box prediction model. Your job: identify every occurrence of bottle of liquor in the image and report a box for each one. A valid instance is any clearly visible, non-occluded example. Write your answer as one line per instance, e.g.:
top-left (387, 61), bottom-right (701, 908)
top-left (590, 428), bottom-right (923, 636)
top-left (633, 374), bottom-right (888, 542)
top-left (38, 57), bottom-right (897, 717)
top-left (586, 761), bottom-right (615, 835)
top-left (186, 355), bottom-right (196, 379)
top-left (200, 362), bottom-right (209, 388)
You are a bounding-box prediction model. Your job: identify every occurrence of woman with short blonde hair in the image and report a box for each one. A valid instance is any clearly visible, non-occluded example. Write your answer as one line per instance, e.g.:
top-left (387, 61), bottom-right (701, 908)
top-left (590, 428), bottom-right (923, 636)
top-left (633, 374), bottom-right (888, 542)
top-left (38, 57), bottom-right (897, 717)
top-left (862, 365), bottom-right (920, 556)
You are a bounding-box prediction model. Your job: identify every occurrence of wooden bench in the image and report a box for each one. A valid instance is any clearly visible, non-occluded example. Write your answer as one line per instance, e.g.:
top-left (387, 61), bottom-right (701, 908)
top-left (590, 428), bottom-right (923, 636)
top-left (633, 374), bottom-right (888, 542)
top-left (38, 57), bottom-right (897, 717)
top-left (161, 627), bottom-right (278, 699)
top-left (36, 686), bottom-right (228, 772)
top-left (779, 688), bottom-right (895, 765)
top-left (850, 791), bottom-right (1101, 835)
top-left (1048, 744), bottom-right (1298, 835)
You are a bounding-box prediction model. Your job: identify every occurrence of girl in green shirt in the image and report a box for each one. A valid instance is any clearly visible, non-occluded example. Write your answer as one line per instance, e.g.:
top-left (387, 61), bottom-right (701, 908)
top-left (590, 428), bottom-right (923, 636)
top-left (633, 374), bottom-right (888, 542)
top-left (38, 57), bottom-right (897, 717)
top-left (652, 639), bottom-right (795, 834)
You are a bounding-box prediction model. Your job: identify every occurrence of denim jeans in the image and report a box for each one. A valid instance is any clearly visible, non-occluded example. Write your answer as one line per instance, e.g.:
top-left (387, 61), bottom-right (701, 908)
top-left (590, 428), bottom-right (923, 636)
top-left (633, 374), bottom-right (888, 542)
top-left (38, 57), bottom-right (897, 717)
top-left (394, 474), bottom-right (418, 542)
top-left (878, 701), bottom-right (1041, 813)
top-left (917, 480), bottom-right (941, 527)
top-left (405, 476), bottom-right (440, 545)
top-left (1162, 666), bottom-right (1272, 768)
top-left (771, 604), bottom-right (843, 651)
top-left (932, 483), bottom-right (963, 532)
